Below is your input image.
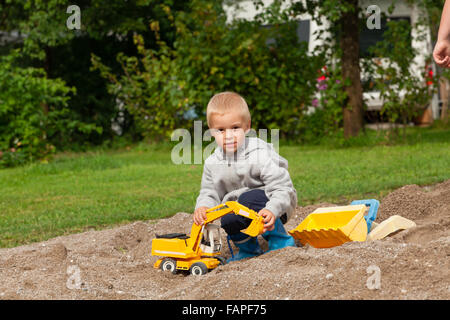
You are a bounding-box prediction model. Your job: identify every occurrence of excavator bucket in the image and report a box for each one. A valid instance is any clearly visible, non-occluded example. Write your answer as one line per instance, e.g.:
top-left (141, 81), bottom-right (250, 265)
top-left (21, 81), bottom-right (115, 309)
top-left (225, 201), bottom-right (265, 237)
top-left (241, 216), bottom-right (265, 237)
top-left (288, 205), bottom-right (368, 248)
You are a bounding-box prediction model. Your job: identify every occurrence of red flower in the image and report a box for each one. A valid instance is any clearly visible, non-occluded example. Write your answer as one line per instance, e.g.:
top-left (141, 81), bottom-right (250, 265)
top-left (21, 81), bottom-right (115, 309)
top-left (425, 67), bottom-right (433, 86)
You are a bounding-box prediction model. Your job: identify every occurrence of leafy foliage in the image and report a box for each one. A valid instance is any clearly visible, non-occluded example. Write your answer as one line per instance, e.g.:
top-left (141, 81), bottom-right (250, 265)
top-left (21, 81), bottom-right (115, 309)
top-left (91, 19), bottom-right (187, 140)
top-left (0, 0), bottom-right (446, 167)
top-left (0, 51), bottom-right (101, 167)
top-left (0, 0), bottom-right (191, 161)
top-left (366, 18), bottom-right (435, 139)
top-left (92, 0), bottom-right (322, 140)
top-left (306, 66), bottom-right (348, 142)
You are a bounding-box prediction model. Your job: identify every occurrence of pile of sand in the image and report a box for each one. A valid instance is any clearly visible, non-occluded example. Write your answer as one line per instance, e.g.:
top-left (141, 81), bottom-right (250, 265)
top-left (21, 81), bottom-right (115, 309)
top-left (0, 180), bottom-right (449, 300)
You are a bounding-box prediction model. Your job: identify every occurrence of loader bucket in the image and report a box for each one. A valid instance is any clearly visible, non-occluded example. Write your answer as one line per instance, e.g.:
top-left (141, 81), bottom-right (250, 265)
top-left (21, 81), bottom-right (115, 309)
top-left (288, 204), bottom-right (368, 248)
top-left (350, 199), bottom-right (379, 231)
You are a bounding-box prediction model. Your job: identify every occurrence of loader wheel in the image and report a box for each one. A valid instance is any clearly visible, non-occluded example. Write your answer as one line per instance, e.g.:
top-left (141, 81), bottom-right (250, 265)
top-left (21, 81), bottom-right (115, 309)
top-left (190, 262), bottom-right (208, 276)
top-left (160, 258), bottom-right (177, 274)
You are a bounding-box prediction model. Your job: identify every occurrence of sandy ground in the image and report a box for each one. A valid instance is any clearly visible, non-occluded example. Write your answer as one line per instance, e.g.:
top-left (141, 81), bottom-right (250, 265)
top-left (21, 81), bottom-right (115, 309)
top-left (0, 180), bottom-right (449, 300)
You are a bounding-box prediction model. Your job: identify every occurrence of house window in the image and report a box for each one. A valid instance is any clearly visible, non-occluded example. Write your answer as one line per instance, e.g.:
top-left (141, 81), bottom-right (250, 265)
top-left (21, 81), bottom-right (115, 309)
top-left (360, 16), bottom-right (411, 58)
top-left (296, 20), bottom-right (310, 43)
top-left (262, 19), bottom-right (310, 46)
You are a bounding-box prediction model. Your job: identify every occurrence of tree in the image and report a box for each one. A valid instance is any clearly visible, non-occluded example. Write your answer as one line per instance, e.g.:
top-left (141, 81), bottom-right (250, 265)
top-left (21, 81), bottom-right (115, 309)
top-left (287, 0), bottom-right (364, 138)
top-left (339, 0), bottom-right (364, 138)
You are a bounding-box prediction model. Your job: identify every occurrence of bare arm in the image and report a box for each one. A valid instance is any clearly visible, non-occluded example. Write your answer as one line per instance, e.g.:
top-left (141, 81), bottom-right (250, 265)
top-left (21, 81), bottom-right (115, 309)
top-left (437, 0), bottom-right (450, 42)
top-left (434, 0), bottom-right (450, 68)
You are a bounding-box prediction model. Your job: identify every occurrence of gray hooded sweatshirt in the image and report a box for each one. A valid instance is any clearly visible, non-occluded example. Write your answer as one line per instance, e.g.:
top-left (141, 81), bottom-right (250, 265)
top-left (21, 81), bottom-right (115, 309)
top-left (195, 136), bottom-right (298, 222)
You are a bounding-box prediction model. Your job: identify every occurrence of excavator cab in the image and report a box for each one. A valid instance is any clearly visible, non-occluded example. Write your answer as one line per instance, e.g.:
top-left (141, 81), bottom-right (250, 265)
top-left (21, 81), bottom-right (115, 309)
top-left (200, 224), bottom-right (222, 254)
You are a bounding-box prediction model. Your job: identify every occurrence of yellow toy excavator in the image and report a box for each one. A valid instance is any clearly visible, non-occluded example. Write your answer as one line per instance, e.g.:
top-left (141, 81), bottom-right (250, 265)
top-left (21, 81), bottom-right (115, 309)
top-left (152, 201), bottom-right (265, 276)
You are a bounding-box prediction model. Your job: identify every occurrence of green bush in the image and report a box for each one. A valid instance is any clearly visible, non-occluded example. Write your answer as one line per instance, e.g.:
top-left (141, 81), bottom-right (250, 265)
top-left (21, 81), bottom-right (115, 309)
top-left (302, 65), bottom-right (348, 143)
top-left (366, 19), bottom-right (435, 139)
top-left (0, 51), bottom-right (100, 167)
top-left (91, 23), bottom-right (186, 141)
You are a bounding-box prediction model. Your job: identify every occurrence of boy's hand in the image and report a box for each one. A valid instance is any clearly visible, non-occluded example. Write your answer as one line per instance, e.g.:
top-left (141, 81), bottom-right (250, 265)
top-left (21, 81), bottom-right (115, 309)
top-left (194, 206), bottom-right (208, 225)
top-left (258, 208), bottom-right (275, 233)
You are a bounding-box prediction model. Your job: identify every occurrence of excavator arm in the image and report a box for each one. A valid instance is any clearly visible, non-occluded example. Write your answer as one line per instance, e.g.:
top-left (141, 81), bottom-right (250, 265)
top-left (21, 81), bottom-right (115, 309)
top-left (204, 201), bottom-right (265, 237)
top-left (187, 201), bottom-right (265, 253)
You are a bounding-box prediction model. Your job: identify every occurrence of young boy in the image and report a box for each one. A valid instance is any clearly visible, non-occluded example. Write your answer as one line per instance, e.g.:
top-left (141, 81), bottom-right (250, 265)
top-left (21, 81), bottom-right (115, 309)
top-left (193, 91), bottom-right (297, 262)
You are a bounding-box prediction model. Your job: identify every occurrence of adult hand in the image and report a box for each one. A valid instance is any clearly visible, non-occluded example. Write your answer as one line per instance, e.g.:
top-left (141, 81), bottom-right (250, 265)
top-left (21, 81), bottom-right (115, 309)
top-left (433, 39), bottom-right (450, 68)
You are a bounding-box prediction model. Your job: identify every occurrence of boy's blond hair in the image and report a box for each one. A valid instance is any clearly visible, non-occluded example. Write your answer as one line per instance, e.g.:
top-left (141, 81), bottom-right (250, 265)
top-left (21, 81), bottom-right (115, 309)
top-left (206, 92), bottom-right (251, 128)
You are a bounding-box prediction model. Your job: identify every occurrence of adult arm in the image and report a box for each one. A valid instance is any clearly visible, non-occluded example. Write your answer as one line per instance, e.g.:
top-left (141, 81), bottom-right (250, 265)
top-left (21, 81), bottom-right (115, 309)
top-left (433, 0), bottom-right (450, 68)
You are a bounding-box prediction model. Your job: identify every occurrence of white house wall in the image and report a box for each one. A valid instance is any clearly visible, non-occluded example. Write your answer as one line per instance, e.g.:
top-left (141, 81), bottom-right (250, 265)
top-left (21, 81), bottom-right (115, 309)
top-left (223, 0), bottom-right (328, 54)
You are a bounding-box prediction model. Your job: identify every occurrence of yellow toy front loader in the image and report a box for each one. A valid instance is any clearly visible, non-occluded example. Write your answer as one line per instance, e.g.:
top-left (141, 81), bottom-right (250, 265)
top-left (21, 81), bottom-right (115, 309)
top-left (152, 201), bottom-right (265, 275)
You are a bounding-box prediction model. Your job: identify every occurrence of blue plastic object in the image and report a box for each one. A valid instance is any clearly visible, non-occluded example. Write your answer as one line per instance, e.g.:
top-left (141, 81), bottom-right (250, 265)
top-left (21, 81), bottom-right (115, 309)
top-left (226, 234), bottom-right (263, 262)
top-left (261, 218), bottom-right (296, 251)
top-left (350, 199), bottom-right (379, 232)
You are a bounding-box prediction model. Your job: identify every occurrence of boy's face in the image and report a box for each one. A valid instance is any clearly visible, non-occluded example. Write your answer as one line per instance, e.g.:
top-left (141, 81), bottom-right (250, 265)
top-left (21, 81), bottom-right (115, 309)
top-left (209, 112), bottom-right (250, 155)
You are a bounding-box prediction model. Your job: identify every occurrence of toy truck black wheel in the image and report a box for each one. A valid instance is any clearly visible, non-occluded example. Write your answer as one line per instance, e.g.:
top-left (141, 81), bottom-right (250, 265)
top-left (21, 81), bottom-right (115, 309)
top-left (160, 258), bottom-right (177, 274)
top-left (190, 262), bottom-right (208, 276)
top-left (215, 256), bottom-right (226, 266)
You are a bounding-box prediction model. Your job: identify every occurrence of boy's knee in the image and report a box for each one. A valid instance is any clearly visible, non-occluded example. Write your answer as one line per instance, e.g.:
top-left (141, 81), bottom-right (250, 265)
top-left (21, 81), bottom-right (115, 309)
top-left (237, 189), bottom-right (269, 212)
top-left (238, 189), bottom-right (268, 206)
top-left (237, 189), bottom-right (288, 224)
top-left (221, 214), bottom-right (251, 235)
top-left (220, 214), bottom-right (234, 229)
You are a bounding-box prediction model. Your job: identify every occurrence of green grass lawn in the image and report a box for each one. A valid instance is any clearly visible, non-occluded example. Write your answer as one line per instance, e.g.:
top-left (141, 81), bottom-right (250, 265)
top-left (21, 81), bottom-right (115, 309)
top-left (1, 126), bottom-right (449, 248)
